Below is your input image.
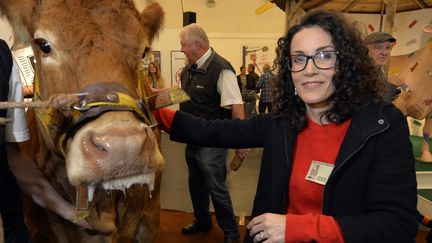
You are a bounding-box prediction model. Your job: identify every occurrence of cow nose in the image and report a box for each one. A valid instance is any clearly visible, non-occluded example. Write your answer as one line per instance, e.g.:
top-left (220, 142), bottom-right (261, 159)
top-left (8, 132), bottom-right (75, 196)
top-left (83, 124), bottom-right (148, 162)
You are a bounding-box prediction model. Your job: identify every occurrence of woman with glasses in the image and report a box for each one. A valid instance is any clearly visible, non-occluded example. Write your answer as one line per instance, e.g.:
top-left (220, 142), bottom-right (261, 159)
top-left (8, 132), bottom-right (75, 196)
top-left (154, 9), bottom-right (418, 242)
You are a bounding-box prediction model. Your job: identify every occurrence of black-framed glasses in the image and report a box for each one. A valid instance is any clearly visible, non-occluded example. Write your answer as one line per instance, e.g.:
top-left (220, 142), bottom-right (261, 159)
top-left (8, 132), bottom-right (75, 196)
top-left (287, 50), bottom-right (339, 72)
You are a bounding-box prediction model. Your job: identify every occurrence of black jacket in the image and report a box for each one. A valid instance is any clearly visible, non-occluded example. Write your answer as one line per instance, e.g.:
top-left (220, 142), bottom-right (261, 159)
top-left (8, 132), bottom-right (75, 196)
top-left (170, 101), bottom-right (418, 243)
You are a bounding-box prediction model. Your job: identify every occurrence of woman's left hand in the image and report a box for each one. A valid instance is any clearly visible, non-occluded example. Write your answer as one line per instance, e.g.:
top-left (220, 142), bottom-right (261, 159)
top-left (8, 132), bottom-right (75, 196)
top-left (247, 213), bottom-right (286, 243)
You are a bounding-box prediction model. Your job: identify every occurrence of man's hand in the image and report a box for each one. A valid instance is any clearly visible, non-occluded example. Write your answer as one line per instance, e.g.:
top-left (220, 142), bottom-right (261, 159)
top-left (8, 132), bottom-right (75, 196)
top-left (7, 142), bottom-right (93, 230)
top-left (236, 148), bottom-right (250, 160)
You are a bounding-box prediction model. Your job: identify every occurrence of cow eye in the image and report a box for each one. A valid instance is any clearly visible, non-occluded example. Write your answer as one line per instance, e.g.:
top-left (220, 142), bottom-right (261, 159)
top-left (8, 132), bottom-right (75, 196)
top-left (34, 38), bottom-right (51, 55)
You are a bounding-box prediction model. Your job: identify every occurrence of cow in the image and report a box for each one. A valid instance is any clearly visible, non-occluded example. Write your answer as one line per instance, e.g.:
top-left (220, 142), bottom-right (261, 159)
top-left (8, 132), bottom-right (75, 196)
top-left (0, 0), bottom-right (165, 242)
top-left (391, 44), bottom-right (432, 162)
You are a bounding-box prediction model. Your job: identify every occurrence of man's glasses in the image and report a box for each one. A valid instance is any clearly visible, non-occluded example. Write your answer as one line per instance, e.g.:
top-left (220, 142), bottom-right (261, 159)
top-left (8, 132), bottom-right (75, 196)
top-left (287, 50), bottom-right (339, 72)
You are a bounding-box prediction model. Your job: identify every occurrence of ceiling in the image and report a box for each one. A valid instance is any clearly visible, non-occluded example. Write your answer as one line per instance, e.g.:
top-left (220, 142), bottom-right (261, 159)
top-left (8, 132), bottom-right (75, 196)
top-left (271, 0), bottom-right (432, 14)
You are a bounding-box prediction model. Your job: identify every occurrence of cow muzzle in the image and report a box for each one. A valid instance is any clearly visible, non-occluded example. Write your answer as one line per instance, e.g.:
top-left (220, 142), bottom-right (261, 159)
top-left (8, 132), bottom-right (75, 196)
top-left (35, 83), bottom-right (163, 219)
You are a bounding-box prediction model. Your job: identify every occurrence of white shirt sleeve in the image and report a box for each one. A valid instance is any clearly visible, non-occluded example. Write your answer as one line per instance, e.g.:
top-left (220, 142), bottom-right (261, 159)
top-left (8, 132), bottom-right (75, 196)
top-left (217, 69), bottom-right (243, 108)
top-left (5, 59), bottom-right (30, 142)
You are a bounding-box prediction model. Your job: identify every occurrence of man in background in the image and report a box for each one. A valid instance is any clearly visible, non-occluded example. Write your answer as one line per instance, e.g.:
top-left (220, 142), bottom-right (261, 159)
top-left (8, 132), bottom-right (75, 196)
top-left (256, 63), bottom-right (275, 114)
top-left (363, 32), bottom-right (403, 102)
top-left (1, 39), bottom-right (90, 243)
top-left (179, 24), bottom-right (248, 243)
top-left (0, 38), bottom-right (32, 243)
top-left (236, 66), bottom-right (247, 93)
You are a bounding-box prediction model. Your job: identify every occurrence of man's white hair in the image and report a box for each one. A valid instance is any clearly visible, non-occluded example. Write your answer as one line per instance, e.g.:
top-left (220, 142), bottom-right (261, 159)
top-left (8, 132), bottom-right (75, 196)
top-left (182, 23), bottom-right (210, 47)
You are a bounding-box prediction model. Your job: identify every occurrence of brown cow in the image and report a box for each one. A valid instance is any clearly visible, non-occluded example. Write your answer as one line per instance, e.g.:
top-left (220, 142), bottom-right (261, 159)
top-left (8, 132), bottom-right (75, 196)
top-left (0, 1), bottom-right (165, 242)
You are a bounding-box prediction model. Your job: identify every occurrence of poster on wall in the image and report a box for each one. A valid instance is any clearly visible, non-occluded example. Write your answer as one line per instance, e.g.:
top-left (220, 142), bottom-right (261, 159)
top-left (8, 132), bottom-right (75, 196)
top-left (170, 50), bottom-right (186, 86)
top-left (12, 46), bottom-right (35, 99)
top-left (242, 45), bottom-right (272, 75)
top-left (141, 50), bottom-right (161, 74)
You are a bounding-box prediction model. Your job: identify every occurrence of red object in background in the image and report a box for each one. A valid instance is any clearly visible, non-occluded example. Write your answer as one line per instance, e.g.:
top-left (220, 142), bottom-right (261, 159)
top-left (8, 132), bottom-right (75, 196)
top-left (409, 61), bottom-right (419, 72)
top-left (409, 20), bottom-right (418, 29)
top-left (368, 24), bottom-right (375, 32)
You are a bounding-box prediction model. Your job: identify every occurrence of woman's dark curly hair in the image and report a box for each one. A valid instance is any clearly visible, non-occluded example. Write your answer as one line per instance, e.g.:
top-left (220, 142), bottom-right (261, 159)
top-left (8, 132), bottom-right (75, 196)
top-left (272, 9), bottom-right (384, 132)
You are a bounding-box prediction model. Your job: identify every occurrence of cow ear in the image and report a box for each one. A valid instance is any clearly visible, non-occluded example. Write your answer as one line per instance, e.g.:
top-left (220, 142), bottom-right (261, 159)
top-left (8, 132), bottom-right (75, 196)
top-left (0, 0), bottom-right (39, 49)
top-left (140, 2), bottom-right (164, 44)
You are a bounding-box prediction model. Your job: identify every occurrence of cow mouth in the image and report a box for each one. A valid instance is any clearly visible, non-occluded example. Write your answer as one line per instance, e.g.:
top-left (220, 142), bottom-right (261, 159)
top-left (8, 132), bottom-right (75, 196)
top-left (84, 172), bottom-right (156, 203)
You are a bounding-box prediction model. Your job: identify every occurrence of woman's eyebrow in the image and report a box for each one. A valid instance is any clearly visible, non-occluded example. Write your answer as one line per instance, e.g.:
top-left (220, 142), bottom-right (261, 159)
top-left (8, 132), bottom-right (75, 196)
top-left (291, 45), bottom-right (335, 55)
top-left (316, 45), bottom-right (335, 51)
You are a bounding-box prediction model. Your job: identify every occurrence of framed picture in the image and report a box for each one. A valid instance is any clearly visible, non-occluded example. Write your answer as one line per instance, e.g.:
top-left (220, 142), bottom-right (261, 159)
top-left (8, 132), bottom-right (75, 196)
top-left (142, 50), bottom-right (161, 74)
top-left (170, 50), bottom-right (186, 86)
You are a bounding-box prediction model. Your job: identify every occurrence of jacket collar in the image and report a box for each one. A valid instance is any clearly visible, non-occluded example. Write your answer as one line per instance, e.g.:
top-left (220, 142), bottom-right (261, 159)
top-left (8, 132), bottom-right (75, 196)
top-left (335, 102), bottom-right (390, 168)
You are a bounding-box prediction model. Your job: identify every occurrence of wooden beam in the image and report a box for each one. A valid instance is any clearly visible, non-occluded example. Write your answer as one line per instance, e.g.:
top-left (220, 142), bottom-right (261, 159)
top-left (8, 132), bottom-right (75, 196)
top-left (383, 0), bottom-right (397, 74)
top-left (287, 0), bottom-right (305, 23)
top-left (283, 0), bottom-right (305, 33)
top-left (379, 0), bottom-right (385, 31)
top-left (384, 0), bottom-right (398, 33)
top-left (302, 0), bottom-right (333, 10)
top-left (413, 0), bottom-right (427, 9)
top-left (285, 0), bottom-right (290, 34)
top-left (342, 0), bottom-right (361, 12)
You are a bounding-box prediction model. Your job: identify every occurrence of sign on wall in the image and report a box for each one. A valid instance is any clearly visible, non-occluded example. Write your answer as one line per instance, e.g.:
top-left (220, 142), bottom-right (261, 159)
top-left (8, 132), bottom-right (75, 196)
top-left (170, 50), bottom-right (186, 86)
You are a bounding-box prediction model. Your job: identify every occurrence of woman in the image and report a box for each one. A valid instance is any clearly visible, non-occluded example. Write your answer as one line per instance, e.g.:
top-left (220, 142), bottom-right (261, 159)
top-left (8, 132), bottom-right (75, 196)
top-left (155, 10), bottom-right (418, 242)
top-left (145, 62), bottom-right (166, 93)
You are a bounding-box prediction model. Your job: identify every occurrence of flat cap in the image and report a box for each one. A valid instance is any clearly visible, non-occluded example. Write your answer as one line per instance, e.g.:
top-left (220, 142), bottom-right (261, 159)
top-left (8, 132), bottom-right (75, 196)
top-left (363, 32), bottom-right (396, 45)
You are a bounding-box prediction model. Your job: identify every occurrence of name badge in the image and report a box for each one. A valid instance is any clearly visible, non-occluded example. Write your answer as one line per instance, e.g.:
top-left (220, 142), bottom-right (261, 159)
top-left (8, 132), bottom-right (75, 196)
top-left (305, 160), bottom-right (334, 186)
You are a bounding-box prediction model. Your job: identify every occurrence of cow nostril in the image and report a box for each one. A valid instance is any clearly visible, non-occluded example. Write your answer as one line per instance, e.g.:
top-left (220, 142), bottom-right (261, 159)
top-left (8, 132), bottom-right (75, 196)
top-left (95, 144), bottom-right (107, 152)
top-left (90, 133), bottom-right (110, 153)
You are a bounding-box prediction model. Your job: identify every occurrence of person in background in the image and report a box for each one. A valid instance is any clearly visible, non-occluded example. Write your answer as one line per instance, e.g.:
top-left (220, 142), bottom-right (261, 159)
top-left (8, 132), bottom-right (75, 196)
top-left (246, 63), bottom-right (259, 93)
top-left (243, 64), bottom-right (259, 117)
top-left (1, 39), bottom-right (90, 243)
top-left (256, 63), bottom-right (275, 114)
top-left (236, 66), bottom-right (247, 93)
top-left (144, 61), bottom-right (166, 93)
top-left (154, 9), bottom-right (418, 242)
top-left (363, 32), bottom-right (404, 102)
top-left (178, 23), bottom-right (248, 243)
top-left (0, 38), bottom-right (31, 243)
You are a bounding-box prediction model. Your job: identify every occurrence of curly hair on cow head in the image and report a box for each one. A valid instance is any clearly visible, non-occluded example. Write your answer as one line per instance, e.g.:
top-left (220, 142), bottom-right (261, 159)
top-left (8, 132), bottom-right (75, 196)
top-left (272, 9), bottom-right (385, 132)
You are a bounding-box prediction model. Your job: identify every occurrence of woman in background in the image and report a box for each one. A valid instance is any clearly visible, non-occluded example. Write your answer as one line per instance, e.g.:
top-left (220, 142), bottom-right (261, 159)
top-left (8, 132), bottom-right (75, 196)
top-left (145, 62), bottom-right (166, 93)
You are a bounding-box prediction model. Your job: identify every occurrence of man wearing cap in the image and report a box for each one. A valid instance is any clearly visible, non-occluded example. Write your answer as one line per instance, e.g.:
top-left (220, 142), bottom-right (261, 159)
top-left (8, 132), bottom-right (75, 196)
top-left (363, 32), bottom-right (403, 102)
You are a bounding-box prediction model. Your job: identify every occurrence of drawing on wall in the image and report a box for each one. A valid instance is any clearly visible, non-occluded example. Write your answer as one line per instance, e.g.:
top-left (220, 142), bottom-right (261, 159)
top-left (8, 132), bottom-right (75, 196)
top-left (170, 50), bottom-right (186, 86)
top-left (142, 50), bottom-right (161, 74)
top-left (242, 45), bottom-right (272, 75)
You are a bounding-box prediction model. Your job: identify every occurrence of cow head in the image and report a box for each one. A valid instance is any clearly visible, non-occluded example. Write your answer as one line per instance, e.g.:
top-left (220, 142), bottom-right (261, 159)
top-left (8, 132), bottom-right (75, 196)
top-left (1, 0), bottom-right (165, 240)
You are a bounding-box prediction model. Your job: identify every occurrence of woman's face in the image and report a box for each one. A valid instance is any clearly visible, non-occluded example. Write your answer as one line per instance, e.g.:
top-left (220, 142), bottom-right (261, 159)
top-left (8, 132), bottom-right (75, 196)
top-left (290, 26), bottom-right (336, 109)
top-left (149, 64), bottom-right (157, 74)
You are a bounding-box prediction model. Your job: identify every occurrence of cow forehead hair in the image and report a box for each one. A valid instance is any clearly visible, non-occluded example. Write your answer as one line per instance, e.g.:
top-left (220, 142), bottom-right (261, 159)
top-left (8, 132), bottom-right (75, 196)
top-left (37, 0), bottom-right (148, 61)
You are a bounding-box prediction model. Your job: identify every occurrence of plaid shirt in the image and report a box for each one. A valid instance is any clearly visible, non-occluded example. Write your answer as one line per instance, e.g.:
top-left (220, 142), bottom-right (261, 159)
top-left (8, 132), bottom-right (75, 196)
top-left (256, 71), bottom-right (275, 102)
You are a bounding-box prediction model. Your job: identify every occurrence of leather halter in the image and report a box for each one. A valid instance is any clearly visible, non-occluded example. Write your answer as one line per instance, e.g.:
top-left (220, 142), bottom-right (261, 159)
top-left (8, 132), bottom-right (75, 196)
top-left (33, 71), bottom-right (156, 159)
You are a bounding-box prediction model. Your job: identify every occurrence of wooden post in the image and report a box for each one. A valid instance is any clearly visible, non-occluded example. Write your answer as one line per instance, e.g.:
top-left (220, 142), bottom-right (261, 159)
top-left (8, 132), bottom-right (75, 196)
top-left (384, 0), bottom-right (398, 33)
top-left (384, 0), bottom-right (398, 73)
top-left (285, 0), bottom-right (305, 33)
top-left (284, 0), bottom-right (291, 34)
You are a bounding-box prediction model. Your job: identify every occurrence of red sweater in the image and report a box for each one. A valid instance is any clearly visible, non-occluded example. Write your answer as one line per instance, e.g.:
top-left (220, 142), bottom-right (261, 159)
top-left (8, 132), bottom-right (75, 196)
top-left (285, 118), bottom-right (351, 242)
